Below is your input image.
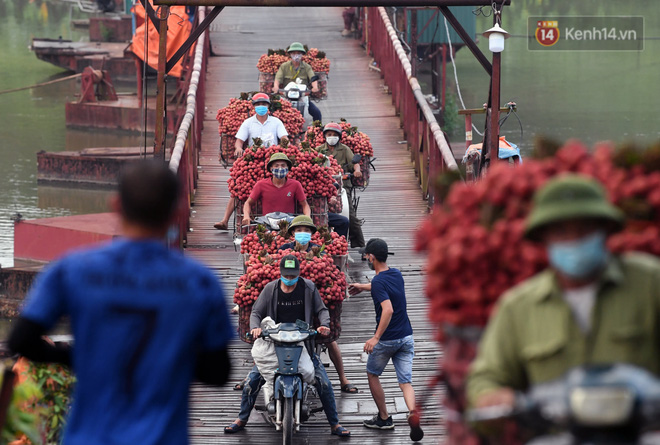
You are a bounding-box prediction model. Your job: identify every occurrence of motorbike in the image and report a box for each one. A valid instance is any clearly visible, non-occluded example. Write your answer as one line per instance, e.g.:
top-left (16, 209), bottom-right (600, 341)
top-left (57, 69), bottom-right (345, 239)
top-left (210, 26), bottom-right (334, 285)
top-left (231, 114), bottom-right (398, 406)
top-left (467, 364), bottom-right (660, 444)
top-left (280, 77), bottom-right (318, 134)
top-left (252, 320), bottom-right (324, 445)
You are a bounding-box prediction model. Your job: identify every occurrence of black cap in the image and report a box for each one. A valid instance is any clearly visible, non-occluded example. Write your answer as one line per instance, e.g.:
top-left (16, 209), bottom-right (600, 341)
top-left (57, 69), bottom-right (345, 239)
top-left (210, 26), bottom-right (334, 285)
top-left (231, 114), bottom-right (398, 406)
top-left (359, 238), bottom-right (393, 262)
top-left (280, 254), bottom-right (300, 277)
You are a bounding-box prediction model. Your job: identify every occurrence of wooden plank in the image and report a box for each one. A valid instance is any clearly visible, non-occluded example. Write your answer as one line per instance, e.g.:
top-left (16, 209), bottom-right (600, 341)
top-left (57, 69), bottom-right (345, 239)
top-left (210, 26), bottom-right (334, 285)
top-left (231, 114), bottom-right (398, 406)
top-left (184, 6), bottom-right (446, 444)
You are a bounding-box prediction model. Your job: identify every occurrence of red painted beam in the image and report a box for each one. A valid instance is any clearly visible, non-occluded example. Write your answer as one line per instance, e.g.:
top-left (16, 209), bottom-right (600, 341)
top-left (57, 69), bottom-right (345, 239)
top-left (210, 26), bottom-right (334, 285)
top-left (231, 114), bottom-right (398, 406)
top-left (14, 213), bottom-right (121, 263)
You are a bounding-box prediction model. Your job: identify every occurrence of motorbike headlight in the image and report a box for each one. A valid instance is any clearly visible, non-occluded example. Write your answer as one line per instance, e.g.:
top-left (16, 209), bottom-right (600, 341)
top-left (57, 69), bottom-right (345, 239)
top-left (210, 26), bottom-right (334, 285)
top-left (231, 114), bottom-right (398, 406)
top-left (569, 387), bottom-right (634, 426)
top-left (288, 91), bottom-right (300, 99)
top-left (269, 331), bottom-right (308, 342)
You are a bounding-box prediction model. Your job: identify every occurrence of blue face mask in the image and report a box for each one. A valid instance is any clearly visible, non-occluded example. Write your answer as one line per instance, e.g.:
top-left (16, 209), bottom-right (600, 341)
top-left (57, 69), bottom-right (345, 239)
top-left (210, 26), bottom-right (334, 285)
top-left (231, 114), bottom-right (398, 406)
top-left (254, 105), bottom-right (268, 116)
top-left (281, 276), bottom-right (298, 286)
top-left (272, 167), bottom-right (288, 179)
top-left (547, 231), bottom-right (608, 279)
top-left (294, 232), bottom-right (312, 244)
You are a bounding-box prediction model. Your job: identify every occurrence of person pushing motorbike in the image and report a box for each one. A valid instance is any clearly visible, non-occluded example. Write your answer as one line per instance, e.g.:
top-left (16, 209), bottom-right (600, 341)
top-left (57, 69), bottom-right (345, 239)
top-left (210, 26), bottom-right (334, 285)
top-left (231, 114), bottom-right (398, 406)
top-left (467, 174), bottom-right (660, 437)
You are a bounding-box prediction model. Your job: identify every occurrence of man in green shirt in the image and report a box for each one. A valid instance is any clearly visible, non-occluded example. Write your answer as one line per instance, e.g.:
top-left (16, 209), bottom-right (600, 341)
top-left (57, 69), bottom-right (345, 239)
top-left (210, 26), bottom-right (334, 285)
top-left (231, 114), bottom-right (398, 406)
top-left (316, 122), bottom-right (364, 248)
top-left (273, 42), bottom-right (322, 123)
top-left (467, 175), bottom-right (660, 416)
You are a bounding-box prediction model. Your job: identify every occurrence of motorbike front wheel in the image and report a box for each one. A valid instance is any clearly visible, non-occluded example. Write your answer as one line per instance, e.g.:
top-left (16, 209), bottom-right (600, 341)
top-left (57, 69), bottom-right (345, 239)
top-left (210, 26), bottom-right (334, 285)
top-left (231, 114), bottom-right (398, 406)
top-left (282, 397), bottom-right (294, 445)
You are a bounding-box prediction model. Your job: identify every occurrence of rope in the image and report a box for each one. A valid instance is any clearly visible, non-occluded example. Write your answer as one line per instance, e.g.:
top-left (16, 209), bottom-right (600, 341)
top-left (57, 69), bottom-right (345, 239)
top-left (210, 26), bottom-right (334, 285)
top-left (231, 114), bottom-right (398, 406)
top-left (444, 16), bottom-right (484, 138)
top-left (168, 7), bottom-right (206, 173)
top-left (376, 7), bottom-right (459, 172)
top-left (141, 0), bottom-right (149, 158)
top-left (0, 73), bottom-right (82, 96)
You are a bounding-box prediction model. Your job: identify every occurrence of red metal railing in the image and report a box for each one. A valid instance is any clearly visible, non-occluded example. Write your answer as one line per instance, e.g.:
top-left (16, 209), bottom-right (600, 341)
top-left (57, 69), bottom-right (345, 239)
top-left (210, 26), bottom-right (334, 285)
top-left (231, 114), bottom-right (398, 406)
top-left (364, 7), bottom-right (460, 207)
top-left (168, 7), bottom-right (209, 247)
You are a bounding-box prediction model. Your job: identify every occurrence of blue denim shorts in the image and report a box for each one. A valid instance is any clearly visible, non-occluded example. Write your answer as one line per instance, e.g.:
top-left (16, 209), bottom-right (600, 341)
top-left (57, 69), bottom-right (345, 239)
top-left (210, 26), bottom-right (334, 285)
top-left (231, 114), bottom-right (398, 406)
top-left (366, 335), bottom-right (414, 384)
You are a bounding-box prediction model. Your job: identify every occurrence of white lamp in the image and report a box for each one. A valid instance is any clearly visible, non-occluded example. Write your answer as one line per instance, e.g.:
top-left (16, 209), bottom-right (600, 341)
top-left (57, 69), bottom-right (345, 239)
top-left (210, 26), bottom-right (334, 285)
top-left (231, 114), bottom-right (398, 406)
top-left (482, 23), bottom-right (510, 53)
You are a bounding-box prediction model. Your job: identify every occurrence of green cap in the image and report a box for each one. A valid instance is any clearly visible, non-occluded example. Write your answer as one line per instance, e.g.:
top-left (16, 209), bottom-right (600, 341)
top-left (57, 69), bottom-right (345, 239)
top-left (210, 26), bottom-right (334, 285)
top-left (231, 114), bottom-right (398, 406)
top-left (287, 215), bottom-right (317, 235)
top-left (267, 152), bottom-right (292, 170)
top-left (524, 174), bottom-right (624, 240)
top-left (287, 42), bottom-right (306, 54)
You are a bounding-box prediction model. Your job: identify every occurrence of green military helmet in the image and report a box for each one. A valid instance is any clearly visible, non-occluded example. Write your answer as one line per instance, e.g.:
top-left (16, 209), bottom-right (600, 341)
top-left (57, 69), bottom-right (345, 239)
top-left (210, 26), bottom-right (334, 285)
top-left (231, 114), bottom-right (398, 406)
top-left (524, 174), bottom-right (624, 241)
top-left (287, 215), bottom-right (317, 236)
top-left (287, 42), bottom-right (306, 54)
top-left (267, 152), bottom-right (292, 171)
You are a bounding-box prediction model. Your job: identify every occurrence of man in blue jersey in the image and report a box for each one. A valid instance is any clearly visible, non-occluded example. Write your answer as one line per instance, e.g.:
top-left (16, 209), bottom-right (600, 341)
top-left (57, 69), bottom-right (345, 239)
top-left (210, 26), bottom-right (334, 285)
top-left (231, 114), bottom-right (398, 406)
top-left (8, 161), bottom-right (234, 445)
top-left (350, 238), bottom-right (424, 442)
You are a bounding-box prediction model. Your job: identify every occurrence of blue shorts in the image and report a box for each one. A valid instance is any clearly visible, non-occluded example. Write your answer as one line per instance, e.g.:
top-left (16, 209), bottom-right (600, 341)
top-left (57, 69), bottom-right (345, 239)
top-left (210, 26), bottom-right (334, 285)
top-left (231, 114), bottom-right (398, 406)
top-left (366, 335), bottom-right (414, 384)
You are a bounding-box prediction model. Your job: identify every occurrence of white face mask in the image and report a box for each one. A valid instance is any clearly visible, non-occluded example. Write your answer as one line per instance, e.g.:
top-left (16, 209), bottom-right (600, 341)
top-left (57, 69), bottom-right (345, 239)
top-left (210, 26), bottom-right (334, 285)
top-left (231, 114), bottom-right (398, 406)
top-left (326, 136), bottom-right (339, 146)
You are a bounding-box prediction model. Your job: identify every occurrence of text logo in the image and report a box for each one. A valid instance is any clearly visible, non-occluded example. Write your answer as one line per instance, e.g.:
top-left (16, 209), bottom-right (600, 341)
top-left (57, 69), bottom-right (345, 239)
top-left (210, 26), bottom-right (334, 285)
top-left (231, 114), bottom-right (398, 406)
top-left (528, 16), bottom-right (644, 51)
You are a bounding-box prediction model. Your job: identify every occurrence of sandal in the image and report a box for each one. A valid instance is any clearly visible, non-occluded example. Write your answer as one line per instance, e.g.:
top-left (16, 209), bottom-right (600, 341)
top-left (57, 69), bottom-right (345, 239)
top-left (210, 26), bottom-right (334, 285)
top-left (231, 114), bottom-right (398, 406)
top-left (341, 383), bottom-right (359, 394)
top-left (331, 426), bottom-right (351, 437)
top-left (213, 222), bottom-right (228, 230)
top-left (224, 423), bottom-right (245, 434)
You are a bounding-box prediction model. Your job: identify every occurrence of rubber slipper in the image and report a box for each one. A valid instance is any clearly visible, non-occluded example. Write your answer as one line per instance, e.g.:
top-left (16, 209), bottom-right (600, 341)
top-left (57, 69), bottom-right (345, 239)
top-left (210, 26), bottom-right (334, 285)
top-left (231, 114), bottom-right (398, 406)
top-left (213, 222), bottom-right (228, 230)
top-left (224, 423), bottom-right (245, 434)
top-left (331, 426), bottom-right (351, 437)
top-left (341, 383), bottom-right (359, 394)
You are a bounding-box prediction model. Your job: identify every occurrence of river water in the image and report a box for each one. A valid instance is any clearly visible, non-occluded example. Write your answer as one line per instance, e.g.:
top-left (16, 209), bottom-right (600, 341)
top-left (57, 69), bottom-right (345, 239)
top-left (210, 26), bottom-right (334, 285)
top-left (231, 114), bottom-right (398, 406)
top-left (0, 0), bottom-right (142, 267)
top-left (0, 0), bottom-right (659, 267)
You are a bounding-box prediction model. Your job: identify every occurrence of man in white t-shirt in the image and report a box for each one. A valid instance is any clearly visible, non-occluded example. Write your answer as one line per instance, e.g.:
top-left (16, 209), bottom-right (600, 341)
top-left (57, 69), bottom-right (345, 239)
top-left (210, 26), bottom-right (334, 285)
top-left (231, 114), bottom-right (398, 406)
top-left (214, 93), bottom-right (288, 230)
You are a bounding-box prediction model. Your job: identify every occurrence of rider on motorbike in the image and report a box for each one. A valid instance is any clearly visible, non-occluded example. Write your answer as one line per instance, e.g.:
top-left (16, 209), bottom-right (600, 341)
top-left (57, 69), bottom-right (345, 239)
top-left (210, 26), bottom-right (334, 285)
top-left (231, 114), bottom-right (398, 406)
top-left (273, 42), bottom-right (322, 123)
top-left (316, 122), bottom-right (365, 247)
top-left (279, 215), bottom-right (321, 252)
top-left (466, 175), bottom-right (660, 436)
top-left (214, 93), bottom-right (289, 230)
top-left (243, 153), bottom-right (311, 226)
top-left (224, 255), bottom-right (351, 437)
top-left (278, 215), bottom-right (360, 395)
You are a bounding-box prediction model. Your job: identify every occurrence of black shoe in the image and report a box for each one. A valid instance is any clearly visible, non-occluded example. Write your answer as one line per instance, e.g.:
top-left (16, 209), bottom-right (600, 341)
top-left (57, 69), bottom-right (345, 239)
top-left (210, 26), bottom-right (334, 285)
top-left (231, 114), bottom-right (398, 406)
top-left (363, 414), bottom-right (394, 430)
top-left (408, 411), bottom-right (424, 442)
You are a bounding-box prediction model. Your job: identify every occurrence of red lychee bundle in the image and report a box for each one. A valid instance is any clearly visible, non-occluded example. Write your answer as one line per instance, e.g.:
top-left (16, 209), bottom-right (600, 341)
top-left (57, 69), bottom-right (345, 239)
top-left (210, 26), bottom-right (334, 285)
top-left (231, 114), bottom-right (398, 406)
top-left (417, 140), bottom-right (660, 339)
top-left (234, 250), bottom-right (347, 308)
top-left (303, 48), bottom-right (331, 73)
top-left (216, 94), bottom-right (304, 139)
top-left (228, 141), bottom-right (342, 201)
top-left (304, 119), bottom-right (374, 157)
top-left (256, 49), bottom-right (290, 75)
top-left (239, 223), bottom-right (348, 258)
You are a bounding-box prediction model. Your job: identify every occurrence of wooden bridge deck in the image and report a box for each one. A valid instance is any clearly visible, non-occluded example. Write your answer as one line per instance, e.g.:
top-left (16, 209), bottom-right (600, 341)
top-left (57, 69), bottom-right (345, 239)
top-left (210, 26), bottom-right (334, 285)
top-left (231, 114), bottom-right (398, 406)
top-left (185, 6), bottom-right (445, 444)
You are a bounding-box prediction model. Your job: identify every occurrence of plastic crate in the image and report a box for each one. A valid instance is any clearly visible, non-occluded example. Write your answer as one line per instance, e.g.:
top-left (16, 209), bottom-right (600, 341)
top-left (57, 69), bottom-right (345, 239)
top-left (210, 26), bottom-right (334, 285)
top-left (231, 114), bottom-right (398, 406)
top-left (310, 71), bottom-right (328, 100)
top-left (219, 133), bottom-right (237, 167)
top-left (307, 195), bottom-right (328, 227)
top-left (258, 72), bottom-right (275, 94)
top-left (234, 199), bottom-right (263, 236)
top-left (327, 193), bottom-right (342, 214)
top-left (351, 156), bottom-right (371, 189)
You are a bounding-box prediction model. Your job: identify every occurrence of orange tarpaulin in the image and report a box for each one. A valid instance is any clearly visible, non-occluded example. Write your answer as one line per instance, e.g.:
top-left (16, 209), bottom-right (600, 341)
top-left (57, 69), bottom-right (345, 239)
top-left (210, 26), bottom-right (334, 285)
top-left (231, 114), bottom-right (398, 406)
top-left (130, 2), bottom-right (192, 78)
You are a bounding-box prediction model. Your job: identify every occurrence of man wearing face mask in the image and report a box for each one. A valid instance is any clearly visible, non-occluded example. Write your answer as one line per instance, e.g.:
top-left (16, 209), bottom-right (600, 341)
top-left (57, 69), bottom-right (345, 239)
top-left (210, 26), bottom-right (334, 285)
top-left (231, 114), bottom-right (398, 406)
top-left (214, 93), bottom-right (288, 231)
top-left (467, 174), bottom-right (660, 422)
top-left (316, 122), bottom-right (364, 247)
top-left (243, 153), bottom-right (311, 226)
top-left (278, 215), bottom-right (360, 395)
top-left (224, 255), bottom-right (351, 437)
top-left (272, 42), bottom-right (322, 123)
